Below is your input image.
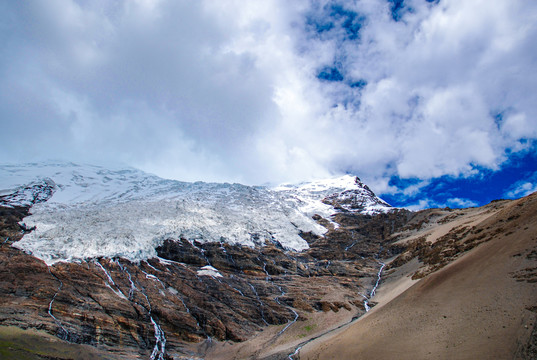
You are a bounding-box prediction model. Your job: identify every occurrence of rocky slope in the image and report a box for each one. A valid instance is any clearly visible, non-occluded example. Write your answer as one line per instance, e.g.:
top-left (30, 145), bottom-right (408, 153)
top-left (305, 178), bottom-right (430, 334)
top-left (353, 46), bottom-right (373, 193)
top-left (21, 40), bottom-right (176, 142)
top-left (0, 204), bottom-right (408, 359)
top-left (0, 162), bottom-right (399, 359)
top-left (300, 192), bottom-right (537, 360)
top-left (1, 162), bottom-right (535, 359)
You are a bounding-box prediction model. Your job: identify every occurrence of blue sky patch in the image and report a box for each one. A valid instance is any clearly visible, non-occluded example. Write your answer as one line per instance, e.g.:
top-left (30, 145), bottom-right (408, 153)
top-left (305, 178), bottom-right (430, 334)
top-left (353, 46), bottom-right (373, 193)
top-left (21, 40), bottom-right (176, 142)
top-left (305, 2), bottom-right (366, 41)
top-left (381, 145), bottom-right (537, 209)
top-left (305, 17), bottom-right (334, 34)
top-left (349, 79), bottom-right (367, 89)
top-left (329, 4), bottom-right (365, 40)
top-left (388, 0), bottom-right (406, 21)
top-left (318, 67), bottom-right (344, 81)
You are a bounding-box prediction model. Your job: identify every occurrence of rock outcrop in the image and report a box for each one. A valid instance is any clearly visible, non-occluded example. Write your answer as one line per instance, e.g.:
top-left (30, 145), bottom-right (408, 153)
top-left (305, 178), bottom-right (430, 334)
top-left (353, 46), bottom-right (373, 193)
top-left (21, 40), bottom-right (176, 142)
top-left (0, 202), bottom-right (407, 359)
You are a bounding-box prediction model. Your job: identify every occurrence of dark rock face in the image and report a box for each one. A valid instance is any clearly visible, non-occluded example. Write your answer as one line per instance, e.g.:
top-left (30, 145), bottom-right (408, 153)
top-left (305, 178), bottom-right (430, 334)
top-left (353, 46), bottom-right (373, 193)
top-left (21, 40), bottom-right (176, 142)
top-left (307, 209), bottom-right (414, 260)
top-left (0, 179), bottom-right (55, 208)
top-left (0, 203), bottom-right (419, 359)
top-left (321, 177), bottom-right (391, 213)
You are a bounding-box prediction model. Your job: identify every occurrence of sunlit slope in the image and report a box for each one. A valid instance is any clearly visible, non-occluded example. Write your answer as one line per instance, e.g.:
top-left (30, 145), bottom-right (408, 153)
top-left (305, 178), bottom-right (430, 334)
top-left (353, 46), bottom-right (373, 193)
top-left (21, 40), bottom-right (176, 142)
top-left (301, 192), bottom-right (537, 359)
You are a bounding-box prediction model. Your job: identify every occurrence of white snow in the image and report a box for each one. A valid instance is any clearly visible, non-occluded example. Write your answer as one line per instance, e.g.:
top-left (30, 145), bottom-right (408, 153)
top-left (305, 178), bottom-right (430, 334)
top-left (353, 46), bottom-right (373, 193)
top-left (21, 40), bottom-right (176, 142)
top-left (0, 162), bottom-right (392, 265)
top-left (197, 265), bottom-right (223, 278)
top-left (0, 178), bottom-right (55, 208)
top-left (275, 175), bottom-right (361, 193)
top-left (274, 174), bottom-right (392, 218)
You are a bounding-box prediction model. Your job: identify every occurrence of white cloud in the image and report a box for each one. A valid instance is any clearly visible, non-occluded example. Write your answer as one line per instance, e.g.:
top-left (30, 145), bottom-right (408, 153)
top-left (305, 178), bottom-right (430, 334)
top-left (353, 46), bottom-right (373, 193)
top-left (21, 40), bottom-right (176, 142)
top-left (505, 172), bottom-right (537, 198)
top-left (0, 0), bottom-right (536, 189)
top-left (506, 182), bottom-right (537, 198)
top-left (403, 198), bottom-right (439, 212)
top-left (402, 196), bottom-right (478, 211)
top-left (446, 198), bottom-right (479, 208)
top-left (297, 0), bottom-right (537, 182)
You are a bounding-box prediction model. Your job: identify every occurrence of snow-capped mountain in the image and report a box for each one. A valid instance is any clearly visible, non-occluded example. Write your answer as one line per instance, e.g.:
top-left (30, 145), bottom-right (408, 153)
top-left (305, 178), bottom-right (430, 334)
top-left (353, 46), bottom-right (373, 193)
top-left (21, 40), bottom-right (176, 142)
top-left (275, 175), bottom-right (392, 218)
top-left (0, 161), bottom-right (391, 264)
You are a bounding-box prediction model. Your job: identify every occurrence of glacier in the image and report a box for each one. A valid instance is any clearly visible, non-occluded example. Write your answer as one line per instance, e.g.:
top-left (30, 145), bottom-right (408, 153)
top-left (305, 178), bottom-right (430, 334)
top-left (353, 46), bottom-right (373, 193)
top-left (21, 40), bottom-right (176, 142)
top-left (0, 161), bottom-right (392, 265)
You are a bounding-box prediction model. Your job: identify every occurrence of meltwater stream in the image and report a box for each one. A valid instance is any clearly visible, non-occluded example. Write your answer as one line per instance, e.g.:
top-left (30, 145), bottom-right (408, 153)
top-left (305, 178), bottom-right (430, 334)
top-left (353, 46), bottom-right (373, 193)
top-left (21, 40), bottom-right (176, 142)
top-left (287, 261), bottom-right (386, 359)
top-left (130, 269), bottom-right (167, 360)
top-left (47, 268), bottom-right (69, 340)
top-left (248, 282), bottom-right (270, 326)
top-left (94, 259), bottom-right (127, 300)
top-left (363, 262), bottom-right (386, 312)
top-left (95, 259), bottom-right (167, 360)
top-left (257, 257), bottom-right (299, 337)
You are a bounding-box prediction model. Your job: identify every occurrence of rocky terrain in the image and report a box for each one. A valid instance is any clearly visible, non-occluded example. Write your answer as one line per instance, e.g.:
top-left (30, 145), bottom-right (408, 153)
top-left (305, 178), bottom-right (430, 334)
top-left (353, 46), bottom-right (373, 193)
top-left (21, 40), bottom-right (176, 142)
top-left (0, 162), bottom-right (536, 359)
top-left (300, 192), bottom-right (537, 360)
top-left (0, 162), bottom-right (399, 359)
top-left (0, 202), bottom-right (410, 359)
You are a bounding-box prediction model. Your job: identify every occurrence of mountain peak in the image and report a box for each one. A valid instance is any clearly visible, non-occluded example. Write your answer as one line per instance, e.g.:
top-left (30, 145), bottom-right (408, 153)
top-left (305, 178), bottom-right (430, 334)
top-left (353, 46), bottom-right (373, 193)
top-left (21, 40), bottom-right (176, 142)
top-left (275, 174), bottom-right (362, 193)
top-left (274, 174), bottom-right (391, 216)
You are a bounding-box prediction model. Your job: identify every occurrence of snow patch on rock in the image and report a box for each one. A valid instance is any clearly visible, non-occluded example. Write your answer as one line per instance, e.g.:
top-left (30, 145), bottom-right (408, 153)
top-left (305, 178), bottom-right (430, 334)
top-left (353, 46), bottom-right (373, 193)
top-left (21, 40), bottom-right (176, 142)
top-left (197, 265), bottom-right (223, 278)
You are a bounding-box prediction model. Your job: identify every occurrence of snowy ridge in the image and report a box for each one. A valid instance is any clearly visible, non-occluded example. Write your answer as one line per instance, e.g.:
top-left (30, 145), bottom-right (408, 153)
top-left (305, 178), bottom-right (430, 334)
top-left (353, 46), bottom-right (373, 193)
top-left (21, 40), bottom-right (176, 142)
top-left (0, 162), bottom-right (392, 264)
top-left (0, 178), bottom-right (56, 208)
top-left (321, 177), bottom-right (392, 214)
top-left (0, 161), bottom-right (180, 205)
top-left (274, 175), bottom-right (392, 218)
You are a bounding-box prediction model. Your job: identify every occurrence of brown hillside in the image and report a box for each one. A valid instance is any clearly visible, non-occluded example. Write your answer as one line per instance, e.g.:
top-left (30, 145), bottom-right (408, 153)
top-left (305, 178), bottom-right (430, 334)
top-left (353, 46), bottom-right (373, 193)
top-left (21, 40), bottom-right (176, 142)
top-left (301, 192), bottom-right (537, 359)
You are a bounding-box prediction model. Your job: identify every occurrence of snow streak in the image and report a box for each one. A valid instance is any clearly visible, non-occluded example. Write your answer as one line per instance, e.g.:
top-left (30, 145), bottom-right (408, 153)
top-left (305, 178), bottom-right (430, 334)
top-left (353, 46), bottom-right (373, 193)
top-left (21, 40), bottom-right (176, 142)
top-left (144, 261), bottom-right (161, 273)
top-left (141, 269), bottom-right (166, 290)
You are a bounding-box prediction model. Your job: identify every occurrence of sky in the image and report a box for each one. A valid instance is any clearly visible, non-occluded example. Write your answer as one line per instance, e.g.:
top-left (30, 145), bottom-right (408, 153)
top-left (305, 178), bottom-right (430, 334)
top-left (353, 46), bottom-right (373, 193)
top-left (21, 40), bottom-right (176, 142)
top-left (1, 0), bottom-right (536, 209)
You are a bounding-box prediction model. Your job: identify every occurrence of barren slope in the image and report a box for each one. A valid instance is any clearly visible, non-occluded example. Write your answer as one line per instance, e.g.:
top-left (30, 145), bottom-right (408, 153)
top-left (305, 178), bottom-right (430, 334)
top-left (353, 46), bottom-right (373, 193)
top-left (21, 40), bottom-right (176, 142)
top-left (301, 193), bottom-right (537, 359)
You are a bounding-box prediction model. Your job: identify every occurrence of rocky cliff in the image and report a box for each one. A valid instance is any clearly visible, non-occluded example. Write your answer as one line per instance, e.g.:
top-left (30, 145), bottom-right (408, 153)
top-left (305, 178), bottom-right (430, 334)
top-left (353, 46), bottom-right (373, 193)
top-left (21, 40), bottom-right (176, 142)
top-left (0, 162), bottom-right (400, 359)
top-left (1, 203), bottom-right (416, 358)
